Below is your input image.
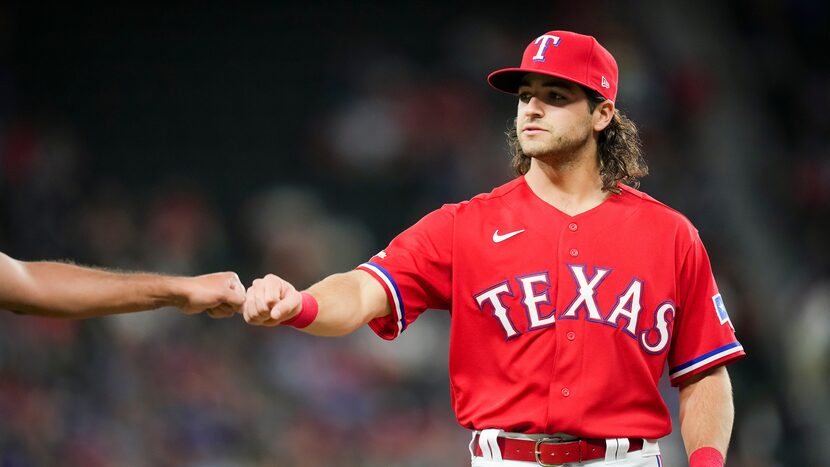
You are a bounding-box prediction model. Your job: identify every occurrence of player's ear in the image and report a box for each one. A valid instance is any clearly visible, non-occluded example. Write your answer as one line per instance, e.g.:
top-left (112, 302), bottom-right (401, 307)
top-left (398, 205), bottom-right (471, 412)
top-left (592, 100), bottom-right (614, 132)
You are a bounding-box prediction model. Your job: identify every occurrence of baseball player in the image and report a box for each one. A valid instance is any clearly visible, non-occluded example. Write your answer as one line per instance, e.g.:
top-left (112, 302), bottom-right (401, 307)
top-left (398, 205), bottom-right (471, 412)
top-left (243, 30), bottom-right (744, 467)
top-left (0, 251), bottom-right (245, 318)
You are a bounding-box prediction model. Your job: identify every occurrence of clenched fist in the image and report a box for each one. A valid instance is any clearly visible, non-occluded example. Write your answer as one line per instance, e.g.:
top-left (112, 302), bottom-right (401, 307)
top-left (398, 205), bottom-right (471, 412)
top-left (177, 271), bottom-right (246, 318)
top-left (242, 273), bottom-right (302, 326)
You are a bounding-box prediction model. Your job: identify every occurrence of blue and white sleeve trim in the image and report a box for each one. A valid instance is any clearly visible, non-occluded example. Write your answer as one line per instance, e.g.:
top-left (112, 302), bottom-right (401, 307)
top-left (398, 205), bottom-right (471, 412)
top-left (669, 341), bottom-right (744, 382)
top-left (359, 262), bottom-right (406, 335)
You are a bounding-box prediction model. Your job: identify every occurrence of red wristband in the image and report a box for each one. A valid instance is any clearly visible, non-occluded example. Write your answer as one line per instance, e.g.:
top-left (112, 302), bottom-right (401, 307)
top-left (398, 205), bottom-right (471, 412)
top-left (690, 447), bottom-right (724, 467)
top-left (281, 292), bottom-right (319, 329)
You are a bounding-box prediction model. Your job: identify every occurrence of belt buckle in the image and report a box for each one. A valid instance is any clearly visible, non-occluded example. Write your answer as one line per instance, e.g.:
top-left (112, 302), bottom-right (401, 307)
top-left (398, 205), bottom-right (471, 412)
top-left (534, 436), bottom-right (570, 467)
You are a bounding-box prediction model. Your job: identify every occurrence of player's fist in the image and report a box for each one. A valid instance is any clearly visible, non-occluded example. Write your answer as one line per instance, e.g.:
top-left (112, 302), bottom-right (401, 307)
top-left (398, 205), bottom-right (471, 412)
top-left (177, 271), bottom-right (246, 318)
top-left (242, 274), bottom-right (302, 326)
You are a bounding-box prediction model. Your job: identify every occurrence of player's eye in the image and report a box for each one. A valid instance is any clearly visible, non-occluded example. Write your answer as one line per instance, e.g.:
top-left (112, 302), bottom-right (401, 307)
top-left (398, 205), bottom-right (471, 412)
top-left (549, 92), bottom-right (566, 101)
top-left (518, 92), bottom-right (532, 103)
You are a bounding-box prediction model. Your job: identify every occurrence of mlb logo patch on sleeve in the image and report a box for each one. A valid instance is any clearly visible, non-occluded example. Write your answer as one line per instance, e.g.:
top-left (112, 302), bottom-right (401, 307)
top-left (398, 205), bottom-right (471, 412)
top-left (712, 293), bottom-right (734, 330)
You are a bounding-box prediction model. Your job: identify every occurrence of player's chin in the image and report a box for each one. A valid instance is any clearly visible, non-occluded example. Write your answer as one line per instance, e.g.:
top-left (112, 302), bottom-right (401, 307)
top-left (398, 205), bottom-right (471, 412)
top-left (519, 136), bottom-right (550, 150)
top-left (519, 142), bottom-right (552, 158)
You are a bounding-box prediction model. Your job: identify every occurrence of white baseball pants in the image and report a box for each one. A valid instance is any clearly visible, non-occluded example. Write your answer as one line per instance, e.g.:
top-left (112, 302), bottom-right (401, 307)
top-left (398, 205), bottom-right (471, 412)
top-left (470, 429), bottom-right (663, 467)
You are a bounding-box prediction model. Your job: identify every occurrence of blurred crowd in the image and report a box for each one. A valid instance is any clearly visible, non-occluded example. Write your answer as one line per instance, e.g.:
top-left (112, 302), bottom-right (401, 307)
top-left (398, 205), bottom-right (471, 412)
top-left (0, 2), bottom-right (828, 466)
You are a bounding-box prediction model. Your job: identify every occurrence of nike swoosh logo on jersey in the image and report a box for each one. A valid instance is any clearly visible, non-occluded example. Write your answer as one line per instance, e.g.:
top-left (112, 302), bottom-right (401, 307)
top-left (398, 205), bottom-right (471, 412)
top-left (492, 229), bottom-right (525, 243)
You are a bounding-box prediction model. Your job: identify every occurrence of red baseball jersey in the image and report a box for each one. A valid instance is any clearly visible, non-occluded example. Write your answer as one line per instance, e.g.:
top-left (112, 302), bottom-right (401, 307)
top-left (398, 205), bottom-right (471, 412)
top-left (356, 176), bottom-right (744, 439)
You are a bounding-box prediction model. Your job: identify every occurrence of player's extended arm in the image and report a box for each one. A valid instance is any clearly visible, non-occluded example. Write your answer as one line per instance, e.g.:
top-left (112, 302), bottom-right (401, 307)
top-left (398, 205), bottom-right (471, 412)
top-left (678, 365), bottom-right (734, 465)
top-left (0, 252), bottom-right (246, 318)
top-left (242, 270), bottom-right (391, 336)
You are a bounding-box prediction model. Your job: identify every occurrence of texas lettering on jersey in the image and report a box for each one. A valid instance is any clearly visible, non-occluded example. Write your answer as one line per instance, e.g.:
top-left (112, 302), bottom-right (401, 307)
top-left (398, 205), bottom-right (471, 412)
top-left (356, 177), bottom-right (745, 439)
top-left (473, 265), bottom-right (674, 355)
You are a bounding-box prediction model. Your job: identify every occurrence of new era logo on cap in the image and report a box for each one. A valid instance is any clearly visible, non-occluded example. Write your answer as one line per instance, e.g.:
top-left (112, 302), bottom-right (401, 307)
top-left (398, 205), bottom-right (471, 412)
top-left (487, 30), bottom-right (619, 102)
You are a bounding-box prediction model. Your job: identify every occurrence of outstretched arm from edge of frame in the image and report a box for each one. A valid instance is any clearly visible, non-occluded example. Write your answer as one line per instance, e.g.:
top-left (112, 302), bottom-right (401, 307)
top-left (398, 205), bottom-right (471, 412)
top-left (242, 270), bottom-right (390, 336)
top-left (0, 252), bottom-right (245, 318)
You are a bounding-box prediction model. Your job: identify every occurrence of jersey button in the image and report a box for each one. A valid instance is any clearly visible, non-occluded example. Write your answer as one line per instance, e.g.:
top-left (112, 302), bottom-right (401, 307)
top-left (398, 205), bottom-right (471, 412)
top-left (569, 248), bottom-right (579, 257)
top-left (568, 223), bottom-right (578, 231)
top-left (561, 387), bottom-right (570, 397)
top-left (566, 331), bottom-right (576, 341)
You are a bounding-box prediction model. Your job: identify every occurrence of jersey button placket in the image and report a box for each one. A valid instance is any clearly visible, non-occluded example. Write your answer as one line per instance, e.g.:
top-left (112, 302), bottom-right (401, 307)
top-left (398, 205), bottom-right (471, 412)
top-left (549, 221), bottom-right (580, 429)
top-left (567, 222), bottom-right (579, 257)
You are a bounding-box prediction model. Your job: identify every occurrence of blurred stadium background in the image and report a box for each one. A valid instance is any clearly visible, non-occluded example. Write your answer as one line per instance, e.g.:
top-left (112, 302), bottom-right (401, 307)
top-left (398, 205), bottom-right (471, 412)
top-left (0, 1), bottom-right (828, 466)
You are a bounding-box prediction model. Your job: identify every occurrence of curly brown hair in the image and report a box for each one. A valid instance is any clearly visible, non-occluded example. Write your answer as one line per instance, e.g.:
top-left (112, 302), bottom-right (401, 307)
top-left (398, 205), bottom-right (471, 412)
top-left (507, 88), bottom-right (648, 193)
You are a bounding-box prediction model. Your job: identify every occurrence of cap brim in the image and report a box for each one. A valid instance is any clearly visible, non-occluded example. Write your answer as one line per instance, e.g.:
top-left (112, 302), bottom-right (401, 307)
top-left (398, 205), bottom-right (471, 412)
top-left (487, 67), bottom-right (594, 96)
top-left (487, 68), bottom-right (533, 94)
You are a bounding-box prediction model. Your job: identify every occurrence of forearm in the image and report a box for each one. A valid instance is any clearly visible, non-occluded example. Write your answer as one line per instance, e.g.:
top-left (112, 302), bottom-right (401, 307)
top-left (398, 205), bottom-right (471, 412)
top-left (5, 261), bottom-right (187, 318)
top-left (678, 366), bottom-right (734, 459)
top-left (300, 270), bottom-right (390, 337)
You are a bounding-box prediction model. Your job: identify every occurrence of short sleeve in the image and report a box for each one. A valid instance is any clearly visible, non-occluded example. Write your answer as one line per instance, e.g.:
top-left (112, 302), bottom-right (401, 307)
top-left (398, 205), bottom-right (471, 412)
top-left (667, 231), bottom-right (745, 386)
top-left (356, 205), bottom-right (454, 340)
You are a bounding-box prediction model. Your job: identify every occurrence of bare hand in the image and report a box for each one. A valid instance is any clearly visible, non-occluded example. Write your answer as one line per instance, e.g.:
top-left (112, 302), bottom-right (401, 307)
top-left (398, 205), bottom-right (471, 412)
top-left (242, 273), bottom-right (302, 326)
top-left (178, 272), bottom-right (246, 318)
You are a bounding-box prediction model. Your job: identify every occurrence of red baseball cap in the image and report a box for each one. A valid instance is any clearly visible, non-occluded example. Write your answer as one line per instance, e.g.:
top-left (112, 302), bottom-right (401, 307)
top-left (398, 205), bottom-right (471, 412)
top-left (488, 30), bottom-right (618, 102)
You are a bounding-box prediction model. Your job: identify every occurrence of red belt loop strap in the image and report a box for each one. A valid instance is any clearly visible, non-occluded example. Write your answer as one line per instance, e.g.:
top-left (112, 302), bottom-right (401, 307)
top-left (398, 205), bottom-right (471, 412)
top-left (472, 434), bottom-right (644, 465)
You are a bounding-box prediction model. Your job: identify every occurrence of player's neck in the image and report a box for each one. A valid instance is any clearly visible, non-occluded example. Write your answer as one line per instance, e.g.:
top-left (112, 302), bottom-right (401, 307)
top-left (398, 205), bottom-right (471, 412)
top-left (524, 155), bottom-right (608, 216)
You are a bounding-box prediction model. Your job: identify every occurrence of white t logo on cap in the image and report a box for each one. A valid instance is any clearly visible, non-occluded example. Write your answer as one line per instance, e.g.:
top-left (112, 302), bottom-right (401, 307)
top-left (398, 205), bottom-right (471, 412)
top-left (532, 35), bottom-right (561, 62)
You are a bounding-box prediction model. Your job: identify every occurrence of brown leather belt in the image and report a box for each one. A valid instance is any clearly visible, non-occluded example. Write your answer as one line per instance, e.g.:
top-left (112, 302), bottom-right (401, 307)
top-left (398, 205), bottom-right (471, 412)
top-left (472, 434), bottom-right (644, 466)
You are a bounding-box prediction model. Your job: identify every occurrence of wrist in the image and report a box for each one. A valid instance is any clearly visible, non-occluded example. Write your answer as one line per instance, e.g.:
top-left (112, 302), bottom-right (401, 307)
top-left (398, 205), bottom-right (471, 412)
top-left (689, 447), bottom-right (724, 467)
top-left (163, 276), bottom-right (192, 310)
top-left (281, 292), bottom-right (318, 328)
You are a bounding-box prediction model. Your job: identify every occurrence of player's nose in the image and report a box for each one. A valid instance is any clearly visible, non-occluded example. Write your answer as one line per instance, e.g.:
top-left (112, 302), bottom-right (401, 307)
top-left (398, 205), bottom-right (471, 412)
top-left (522, 96), bottom-right (545, 117)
